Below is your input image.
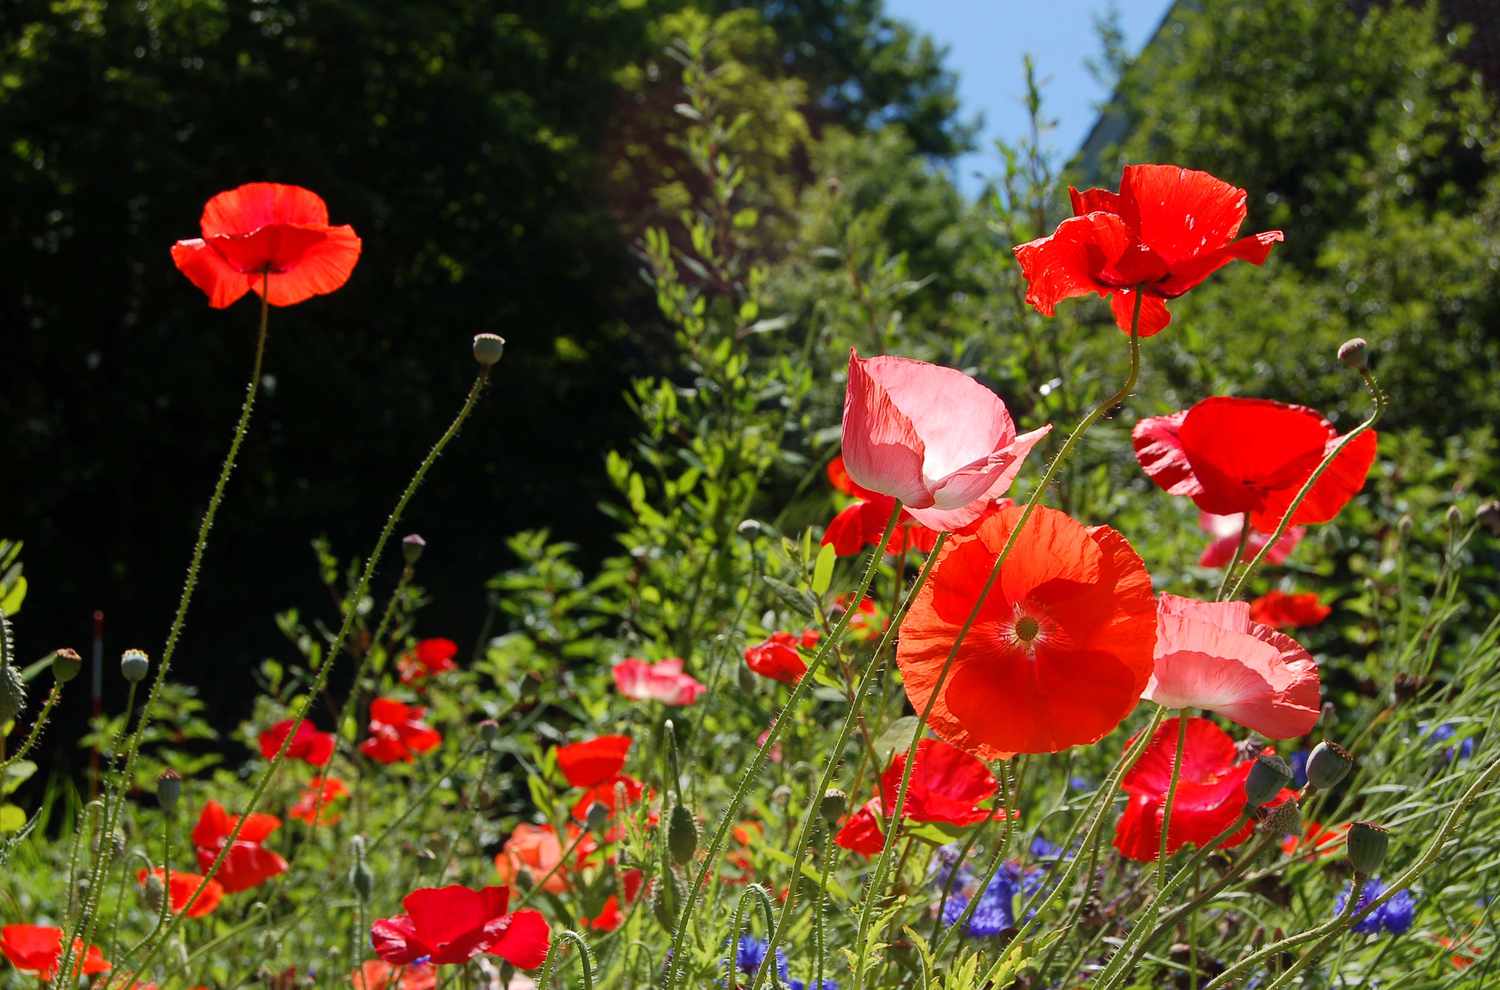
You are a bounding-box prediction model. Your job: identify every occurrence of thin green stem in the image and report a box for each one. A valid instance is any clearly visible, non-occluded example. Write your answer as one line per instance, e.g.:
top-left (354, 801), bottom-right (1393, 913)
top-left (0, 683), bottom-right (62, 772)
top-left (1214, 515), bottom-right (1251, 601)
top-left (1205, 875), bottom-right (1367, 990)
top-left (1157, 713), bottom-right (1189, 887)
top-left (538, 930), bottom-right (597, 990)
top-left (928, 765), bottom-right (1020, 957)
top-left (337, 560), bottom-right (417, 744)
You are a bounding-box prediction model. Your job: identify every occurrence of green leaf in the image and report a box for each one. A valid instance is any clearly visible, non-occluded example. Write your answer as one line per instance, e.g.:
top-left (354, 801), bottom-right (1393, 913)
top-left (0, 576), bottom-right (25, 615)
top-left (811, 543), bottom-right (837, 596)
top-left (0, 805), bottom-right (25, 833)
top-left (1, 760), bottom-right (36, 797)
top-left (874, 716), bottom-right (920, 766)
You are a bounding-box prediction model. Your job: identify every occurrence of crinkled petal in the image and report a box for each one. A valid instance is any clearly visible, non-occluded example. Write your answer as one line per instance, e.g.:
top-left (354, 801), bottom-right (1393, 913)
top-left (1118, 164), bottom-right (1248, 268)
top-left (1157, 230), bottom-right (1283, 297)
top-left (256, 224), bottom-right (362, 306)
top-left (1108, 287), bottom-right (1173, 337)
top-left (907, 424), bottom-right (1051, 531)
top-left (485, 909), bottom-right (550, 970)
top-left (201, 182), bottom-right (330, 236)
top-left (171, 239), bottom-right (256, 309)
top-left (1013, 212), bottom-right (1133, 317)
top-left (841, 350), bottom-right (931, 507)
top-left (1132, 410), bottom-right (1201, 498)
top-left (1251, 428), bottom-right (1378, 529)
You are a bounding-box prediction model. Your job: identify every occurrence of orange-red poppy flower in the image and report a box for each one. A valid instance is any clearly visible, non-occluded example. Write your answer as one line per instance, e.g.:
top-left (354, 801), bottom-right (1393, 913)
top-left (897, 504), bottom-right (1156, 756)
top-left (1, 925), bottom-right (110, 981)
top-left (1198, 512), bottom-right (1303, 569)
top-left (571, 773), bottom-right (646, 822)
top-left (136, 868), bottom-right (224, 918)
top-left (879, 738), bottom-right (998, 828)
top-left (1134, 397), bottom-right (1377, 531)
top-left (743, 633), bottom-right (808, 685)
top-left (258, 718), bottom-right (336, 768)
top-left (398, 638), bottom-right (460, 685)
top-left (370, 885), bottom-right (549, 970)
top-left (351, 959), bottom-right (437, 990)
top-left (494, 823), bottom-right (574, 894)
top-left (289, 777), bottom-right (350, 826)
top-left (1249, 590), bottom-right (1332, 630)
top-left (822, 456), bottom-right (941, 558)
top-left (191, 800), bottom-right (288, 893)
top-left (360, 698), bottom-right (442, 764)
top-left (172, 183), bottom-right (361, 308)
top-left (1013, 164), bottom-right (1282, 336)
top-left (556, 736), bottom-right (631, 789)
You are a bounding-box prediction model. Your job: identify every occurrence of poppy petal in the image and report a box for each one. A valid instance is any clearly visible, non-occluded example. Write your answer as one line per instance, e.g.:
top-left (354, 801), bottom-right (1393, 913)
top-left (841, 350), bottom-right (932, 507)
top-left (255, 224), bottom-right (362, 306)
top-left (1107, 287), bottom-right (1172, 337)
top-left (200, 182), bottom-right (330, 236)
top-left (1157, 230), bottom-right (1283, 297)
top-left (171, 239), bottom-right (256, 309)
top-left (485, 909), bottom-right (550, 970)
top-left (1013, 212), bottom-right (1133, 317)
top-left (1251, 427), bottom-right (1377, 529)
top-left (1069, 185), bottom-right (1124, 216)
top-left (1118, 164), bottom-right (1248, 268)
top-left (905, 425), bottom-right (1051, 532)
top-left (1132, 410), bottom-right (1201, 498)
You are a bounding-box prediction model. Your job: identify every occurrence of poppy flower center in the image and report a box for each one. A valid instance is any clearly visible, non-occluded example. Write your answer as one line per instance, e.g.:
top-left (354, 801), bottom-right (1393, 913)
top-left (1014, 616), bottom-right (1041, 643)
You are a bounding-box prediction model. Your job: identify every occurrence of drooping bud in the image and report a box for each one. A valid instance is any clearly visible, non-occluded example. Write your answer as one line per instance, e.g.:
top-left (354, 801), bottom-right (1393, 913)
top-left (121, 648), bottom-right (150, 684)
top-left (1306, 741), bottom-right (1355, 790)
top-left (351, 860), bottom-right (374, 900)
top-left (771, 784), bottom-right (792, 807)
top-left (1347, 821), bottom-right (1389, 874)
top-left (157, 770), bottom-right (182, 813)
top-left (52, 647), bottom-right (83, 684)
top-left (1245, 753), bottom-right (1292, 806)
top-left (142, 872), bottom-right (166, 912)
top-left (1337, 337), bottom-right (1368, 370)
top-left (401, 533), bottom-right (427, 565)
top-left (1263, 798), bottom-right (1302, 838)
top-left (1398, 514), bottom-right (1414, 536)
top-left (820, 789), bottom-right (848, 826)
top-left (473, 333), bottom-right (506, 367)
top-left (668, 803), bottom-right (698, 865)
top-left (1447, 505), bottom-right (1464, 528)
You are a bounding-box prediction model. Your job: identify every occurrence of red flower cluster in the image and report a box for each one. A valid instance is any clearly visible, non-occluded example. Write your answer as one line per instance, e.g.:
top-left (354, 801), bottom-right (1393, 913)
top-left (289, 777), bottom-right (350, 826)
top-left (370, 885), bottom-right (549, 970)
top-left (1, 925), bottom-right (110, 981)
top-left (398, 638), bottom-right (460, 686)
top-left (360, 698), bottom-right (442, 764)
top-left (554, 735), bottom-right (646, 821)
top-left (258, 718), bottom-right (335, 768)
top-left (836, 738), bottom-right (999, 856)
top-left (192, 800), bottom-right (289, 893)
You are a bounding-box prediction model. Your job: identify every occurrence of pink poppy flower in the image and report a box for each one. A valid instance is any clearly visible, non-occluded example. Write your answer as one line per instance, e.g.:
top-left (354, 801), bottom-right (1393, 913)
top-left (1143, 594), bottom-right (1320, 739)
top-left (1198, 512), bottom-right (1304, 568)
top-left (841, 350), bottom-right (1050, 531)
top-left (611, 658), bottom-right (706, 706)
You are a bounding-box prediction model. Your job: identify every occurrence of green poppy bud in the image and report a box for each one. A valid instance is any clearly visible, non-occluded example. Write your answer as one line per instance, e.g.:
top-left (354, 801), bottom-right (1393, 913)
top-left (142, 872), bottom-right (166, 912)
top-left (401, 533), bottom-right (427, 564)
top-left (478, 719), bottom-right (499, 742)
top-left (157, 770), bottom-right (182, 813)
top-left (52, 647), bottom-right (83, 684)
top-left (350, 860), bottom-right (374, 900)
top-left (1306, 741), bottom-right (1355, 790)
top-left (473, 333), bottom-right (506, 367)
top-left (1245, 753), bottom-right (1292, 806)
top-left (1337, 337), bottom-right (1368, 370)
top-left (1347, 820), bottom-right (1389, 875)
top-left (668, 803), bottom-right (698, 865)
top-left (121, 648), bottom-right (150, 684)
top-left (820, 789), bottom-right (848, 826)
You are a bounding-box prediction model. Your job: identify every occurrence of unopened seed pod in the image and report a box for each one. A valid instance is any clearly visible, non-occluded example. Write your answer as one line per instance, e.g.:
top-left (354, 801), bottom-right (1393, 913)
top-left (401, 533), bottom-right (427, 564)
top-left (142, 873), bottom-right (166, 912)
top-left (473, 333), bottom-right (506, 367)
top-left (350, 861), bottom-right (374, 901)
top-left (1245, 753), bottom-right (1292, 806)
top-left (820, 789), bottom-right (847, 826)
top-left (1263, 798), bottom-right (1302, 838)
top-left (52, 647), bottom-right (83, 684)
top-left (1306, 741), bottom-right (1355, 790)
top-left (668, 803), bottom-right (698, 865)
top-left (157, 770), bottom-right (182, 813)
top-left (1347, 820), bottom-right (1389, 874)
top-left (121, 648), bottom-right (150, 684)
top-left (1337, 337), bottom-right (1368, 370)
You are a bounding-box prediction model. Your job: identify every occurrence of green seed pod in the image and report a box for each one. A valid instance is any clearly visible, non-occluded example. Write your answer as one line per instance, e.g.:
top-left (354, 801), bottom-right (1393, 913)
top-left (668, 803), bottom-right (698, 865)
top-left (1347, 820), bottom-right (1389, 875)
top-left (1244, 753), bottom-right (1292, 806)
top-left (350, 860), bottom-right (374, 901)
top-left (1263, 798), bottom-right (1302, 838)
top-left (121, 648), bottom-right (150, 684)
top-left (1306, 741), bottom-right (1355, 790)
top-left (473, 333), bottom-right (506, 367)
top-left (650, 872), bottom-right (685, 933)
top-left (478, 719), bottom-right (499, 743)
top-left (157, 770), bottom-right (182, 813)
top-left (401, 533), bottom-right (427, 564)
top-left (820, 789), bottom-right (848, 826)
top-left (52, 647), bottom-right (82, 684)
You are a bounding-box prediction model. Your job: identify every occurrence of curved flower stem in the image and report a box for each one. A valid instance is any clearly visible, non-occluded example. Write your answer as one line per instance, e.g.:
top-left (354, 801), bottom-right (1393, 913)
top-left (749, 530), bottom-right (949, 990)
top-left (113, 369), bottom-right (491, 987)
top-left (852, 296), bottom-right (1145, 990)
top-left (1144, 829), bottom-right (1274, 947)
top-left (660, 506), bottom-right (900, 990)
top-left (1156, 713), bottom-right (1189, 887)
top-left (0, 683), bottom-right (62, 773)
top-left (1213, 516), bottom-right (1251, 601)
top-left (727, 884), bottom-right (778, 987)
top-left (538, 930), bottom-right (596, 990)
top-left (1226, 366), bottom-right (1387, 602)
top-left (1203, 875), bottom-right (1367, 990)
top-left (337, 557), bottom-right (418, 744)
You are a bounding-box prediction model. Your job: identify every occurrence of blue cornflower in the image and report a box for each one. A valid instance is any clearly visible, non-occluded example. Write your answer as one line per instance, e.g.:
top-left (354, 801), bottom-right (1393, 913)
top-left (1069, 776), bottom-right (1093, 792)
top-left (788, 980), bottom-right (839, 990)
top-left (1289, 749), bottom-right (1309, 789)
top-left (939, 863), bottom-right (1022, 938)
top-left (731, 936), bottom-right (788, 980)
top-left (1424, 722), bottom-right (1476, 763)
top-left (1029, 835), bottom-right (1063, 861)
top-left (1334, 877), bottom-right (1418, 935)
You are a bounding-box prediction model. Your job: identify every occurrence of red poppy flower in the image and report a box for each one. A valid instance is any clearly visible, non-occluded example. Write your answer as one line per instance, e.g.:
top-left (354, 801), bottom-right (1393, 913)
top-left (611, 658), bottom-right (707, 706)
top-left (359, 698), bottom-right (443, 764)
top-left (835, 798), bottom-right (887, 857)
top-left (879, 738), bottom-right (998, 828)
top-left (351, 960), bottom-right (438, 990)
top-left (171, 183), bottom-right (362, 308)
top-left (1134, 397), bottom-right (1377, 531)
top-left (191, 800), bottom-right (289, 893)
top-left (571, 773), bottom-right (646, 822)
top-left (556, 736), bottom-right (632, 788)
top-left (371, 885), bottom-right (549, 970)
top-left (398, 638), bottom-right (460, 685)
top-left (258, 718), bottom-right (336, 768)
top-left (743, 634), bottom-right (808, 685)
top-left (1113, 717), bottom-right (1293, 861)
top-left (289, 777), bottom-right (350, 826)
top-left (1249, 590), bottom-right (1332, 630)
top-left (833, 594), bottom-right (883, 642)
top-left (897, 504), bottom-right (1156, 757)
top-left (822, 456), bottom-right (942, 558)
top-left (1198, 512), bottom-right (1303, 569)
top-left (1013, 164), bottom-right (1282, 336)
top-left (136, 868), bottom-right (224, 918)
top-left (1280, 821), bottom-right (1350, 860)
top-left (1, 926), bottom-right (110, 981)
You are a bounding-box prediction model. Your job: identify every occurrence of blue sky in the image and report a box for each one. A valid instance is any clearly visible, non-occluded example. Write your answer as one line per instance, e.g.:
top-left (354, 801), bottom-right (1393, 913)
top-left (883, 0), bottom-right (1173, 195)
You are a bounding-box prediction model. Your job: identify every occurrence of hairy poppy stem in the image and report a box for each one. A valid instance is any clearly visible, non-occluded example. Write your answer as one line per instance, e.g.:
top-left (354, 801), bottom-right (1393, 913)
top-left (335, 556), bottom-right (419, 745)
top-left (661, 506), bottom-right (900, 990)
top-left (852, 293), bottom-right (1146, 989)
top-left (727, 884), bottom-right (778, 988)
top-left (1214, 515), bottom-right (1252, 601)
top-left (0, 682), bottom-right (62, 773)
top-left (925, 759), bottom-right (1022, 959)
top-left (1156, 713), bottom-right (1190, 887)
top-left (538, 929), bottom-right (596, 990)
top-left (115, 368), bottom-right (490, 987)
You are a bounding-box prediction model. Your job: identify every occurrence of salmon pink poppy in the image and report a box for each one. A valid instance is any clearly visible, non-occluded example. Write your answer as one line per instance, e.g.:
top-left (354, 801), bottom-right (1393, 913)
top-left (258, 718), bottom-right (336, 768)
top-left (879, 738), bottom-right (998, 828)
top-left (191, 800), bottom-right (289, 893)
top-left (289, 777), bottom-right (350, 826)
top-left (556, 736), bottom-right (631, 788)
top-left (360, 698), bottom-right (442, 764)
top-left (744, 634), bottom-right (808, 685)
top-left (1144, 594), bottom-right (1321, 739)
top-left (1013, 164), bottom-right (1282, 336)
top-left (137, 868), bottom-right (225, 918)
top-left (897, 504), bottom-right (1156, 757)
top-left (1134, 397), bottom-right (1377, 531)
top-left (494, 823), bottom-right (572, 894)
top-left (1, 926), bottom-right (110, 981)
top-left (1250, 590), bottom-right (1332, 630)
top-left (351, 960), bottom-right (437, 990)
top-left (835, 798), bottom-right (887, 857)
top-left (172, 183), bottom-right (362, 308)
top-left (398, 638), bottom-right (460, 685)
top-left (1113, 717), bottom-right (1292, 861)
top-left (370, 884), bottom-right (549, 970)
top-left (822, 456), bottom-right (941, 557)
top-left (1199, 512), bottom-right (1303, 568)
top-left (841, 351), bottom-right (1050, 531)
top-left (612, 658), bottom-right (706, 706)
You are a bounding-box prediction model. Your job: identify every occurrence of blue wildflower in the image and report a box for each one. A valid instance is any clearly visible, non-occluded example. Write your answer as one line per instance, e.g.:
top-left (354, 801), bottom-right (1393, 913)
top-left (1069, 776), bottom-right (1093, 792)
top-left (1424, 722), bottom-right (1476, 763)
top-left (788, 980), bottom-right (839, 990)
top-left (731, 936), bottom-right (788, 980)
top-left (1289, 749), bottom-right (1309, 789)
top-left (1334, 877), bottom-right (1417, 935)
top-left (1029, 835), bottom-right (1062, 860)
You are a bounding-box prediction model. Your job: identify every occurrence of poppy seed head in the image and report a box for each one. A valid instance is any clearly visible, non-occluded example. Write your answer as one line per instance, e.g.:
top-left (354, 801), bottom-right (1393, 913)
top-left (1337, 337), bottom-right (1368, 369)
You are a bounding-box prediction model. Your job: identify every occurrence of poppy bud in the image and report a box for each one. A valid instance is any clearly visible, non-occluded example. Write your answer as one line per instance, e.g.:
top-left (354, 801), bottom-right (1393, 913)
top-left (1306, 741), bottom-right (1355, 790)
top-left (0, 659), bottom-right (22, 724)
top-left (1347, 820), bottom-right (1389, 875)
top-left (771, 784), bottom-right (792, 807)
top-left (514, 868), bottom-right (535, 893)
top-left (668, 803), bottom-right (698, 865)
top-left (157, 770), bottom-right (182, 813)
top-left (1263, 798), bottom-right (1301, 837)
top-left (1447, 505), bottom-right (1463, 528)
top-left (1245, 753), bottom-right (1292, 806)
top-left (473, 333), bottom-right (506, 367)
top-left (478, 719), bottom-right (499, 743)
top-left (52, 647), bottom-right (82, 683)
top-left (820, 789), bottom-right (847, 825)
top-left (401, 533), bottom-right (426, 564)
top-left (1336, 337), bottom-right (1368, 370)
top-left (585, 801), bottom-right (610, 833)
top-left (350, 860), bottom-right (374, 901)
top-left (121, 648), bottom-right (150, 684)
top-left (142, 873), bottom-right (166, 912)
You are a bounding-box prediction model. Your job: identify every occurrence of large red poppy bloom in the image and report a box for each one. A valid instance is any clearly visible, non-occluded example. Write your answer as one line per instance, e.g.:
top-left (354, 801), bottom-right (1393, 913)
top-left (360, 698), bottom-right (443, 764)
top-left (494, 823), bottom-right (575, 894)
top-left (258, 718), bottom-right (336, 768)
top-left (1, 926), bottom-right (110, 981)
top-left (897, 504), bottom-right (1156, 757)
top-left (191, 800), bottom-right (289, 893)
top-left (743, 633), bottom-right (808, 685)
top-left (1249, 590), bottom-right (1332, 630)
top-left (1134, 397), bottom-right (1377, 531)
top-left (822, 456), bottom-right (942, 558)
top-left (370, 885), bottom-right (549, 970)
top-left (172, 183), bottom-right (361, 308)
top-left (1013, 164), bottom-right (1282, 337)
top-left (1113, 716), bottom-right (1293, 861)
top-left (137, 868), bottom-right (225, 918)
top-left (879, 738), bottom-right (998, 827)
top-left (398, 638), bottom-right (460, 685)
top-left (556, 735), bottom-right (631, 788)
